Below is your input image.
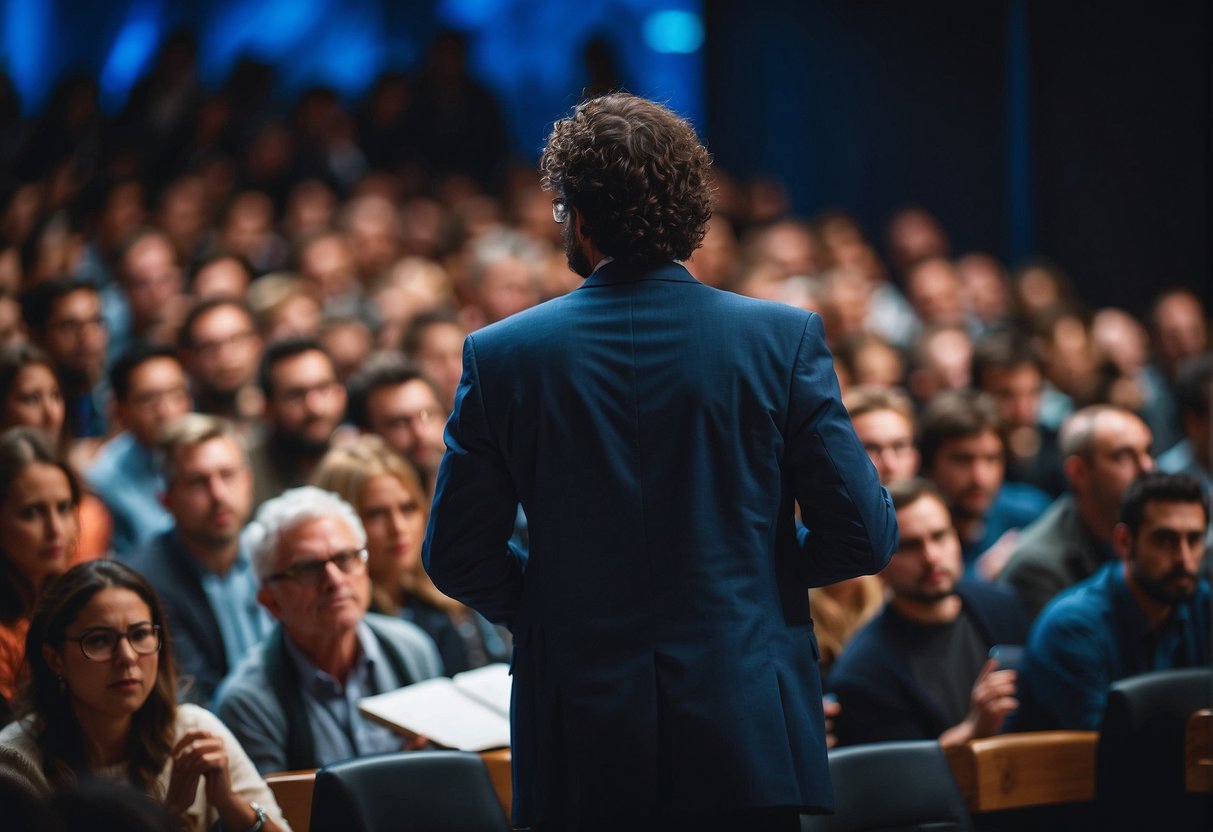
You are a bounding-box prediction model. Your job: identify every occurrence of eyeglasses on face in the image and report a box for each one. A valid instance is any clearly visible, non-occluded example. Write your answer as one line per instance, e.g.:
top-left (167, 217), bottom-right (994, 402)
top-left (63, 624), bottom-right (162, 662)
top-left (265, 548), bottom-right (369, 587)
top-left (551, 198), bottom-right (570, 224)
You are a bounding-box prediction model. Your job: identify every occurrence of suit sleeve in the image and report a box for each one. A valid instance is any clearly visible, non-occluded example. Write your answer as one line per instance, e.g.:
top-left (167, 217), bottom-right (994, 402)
top-left (785, 313), bottom-right (898, 587)
top-left (423, 335), bottom-right (525, 626)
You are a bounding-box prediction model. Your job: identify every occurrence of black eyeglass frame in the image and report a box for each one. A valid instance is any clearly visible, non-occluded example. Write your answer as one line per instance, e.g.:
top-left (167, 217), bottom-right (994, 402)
top-left (265, 548), bottom-right (370, 587)
top-left (62, 624), bottom-right (163, 662)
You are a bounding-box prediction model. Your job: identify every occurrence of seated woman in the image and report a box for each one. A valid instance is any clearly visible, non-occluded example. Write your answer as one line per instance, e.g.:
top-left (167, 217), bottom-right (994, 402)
top-left (0, 427), bottom-right (83, 710)
top-left (0, 343), bottom-right (111, 558)
top-left (0, 560), bottom-right (289, 831)
top-left (312, 434), bottom-right (508, 674)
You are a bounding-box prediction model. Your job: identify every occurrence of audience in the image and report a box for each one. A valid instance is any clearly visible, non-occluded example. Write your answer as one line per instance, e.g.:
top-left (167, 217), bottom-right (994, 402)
top-left (246, 338), bottom-right (348, 510)
top-left (126, 414), bottom-right (270, 705)
top-left (828, 480), bottom-right (1028, 747)
top-left (0, 343), bottom-right (110, 558)
top-left (1011, 472), bottom-right (1209, 730)
top-left (0, 560), bottom-right (289, 831)
top-left (176, 297), bottom-right (264, 433)
top-left (86, 344), bottom-right (192, 557)
top-left (20, 279), bottom-right (109, 440)
top-left (972, 328), bottom-right (1065, 496)
top-left (0, 38), bottom-right (1207, 807)
top-left (214, 486), bottom-right (441, 774)
top-left (0, 428), bottom-right (86, 708)
top-left (346, 352), bottom-right (447, 495)
top-left (313, 434), bottom-right (503, 675)
top-left (916, 390), bottom-right (1050, 578)
top-left (999, 404), bottom-right (1155, 618)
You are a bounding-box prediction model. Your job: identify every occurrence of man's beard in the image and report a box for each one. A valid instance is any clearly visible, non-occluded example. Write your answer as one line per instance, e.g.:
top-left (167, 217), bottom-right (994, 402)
top-left (563, 221), bottom-right (594, 278)
top-left (1131, 561), bottom-right (1198, 607)
top-left (275, 427), bottom-right (333, 459)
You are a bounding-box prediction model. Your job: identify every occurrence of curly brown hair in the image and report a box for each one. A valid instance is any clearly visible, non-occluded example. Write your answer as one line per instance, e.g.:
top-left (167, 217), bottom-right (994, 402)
top-left (540, 93), bottom-right (713, 267)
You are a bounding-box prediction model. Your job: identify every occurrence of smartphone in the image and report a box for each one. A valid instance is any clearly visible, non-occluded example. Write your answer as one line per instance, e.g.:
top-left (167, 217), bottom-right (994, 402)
top-left (988, 644), bottom-right (1024, 672)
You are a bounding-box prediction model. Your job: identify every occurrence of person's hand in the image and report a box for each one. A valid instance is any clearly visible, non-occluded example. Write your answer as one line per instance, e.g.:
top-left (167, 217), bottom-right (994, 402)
top-left (968, 657), bottom-right (1019, 737)
top-left (822, 695), bottom-right (841, 749)
top-left (165, 730), bottom-right (226, 817)
top-left (404, 732), bottom-right (432, 751)
top-left (940, 658), bottom-right (1018, 747)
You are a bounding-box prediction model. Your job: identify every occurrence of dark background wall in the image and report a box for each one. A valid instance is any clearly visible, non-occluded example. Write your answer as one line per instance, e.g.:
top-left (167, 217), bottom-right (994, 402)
top-left (706, 0), bottom-right (1211, 313)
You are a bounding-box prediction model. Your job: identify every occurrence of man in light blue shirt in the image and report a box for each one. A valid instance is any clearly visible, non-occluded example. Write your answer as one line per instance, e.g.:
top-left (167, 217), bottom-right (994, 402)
top-left (88, 343), bottom-right (192, 556)
top-left (215, 486), bottom-right (442, 774)
top-left (128, 413), bottom-right (270, 705)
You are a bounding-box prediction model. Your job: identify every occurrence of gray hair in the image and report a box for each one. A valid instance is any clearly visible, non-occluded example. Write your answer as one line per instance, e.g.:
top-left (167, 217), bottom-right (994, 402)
top-left (244, 486), bottom-right (367, 582)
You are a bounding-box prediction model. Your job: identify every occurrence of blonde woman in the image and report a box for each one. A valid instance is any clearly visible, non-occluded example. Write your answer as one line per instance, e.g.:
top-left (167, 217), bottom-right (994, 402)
top-left (312, 434), bottom-right (505, 674)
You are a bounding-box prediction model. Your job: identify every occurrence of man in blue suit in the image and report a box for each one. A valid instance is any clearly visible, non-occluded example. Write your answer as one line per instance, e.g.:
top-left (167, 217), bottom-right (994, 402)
top-left (424, 93), bottom-right (898, 832)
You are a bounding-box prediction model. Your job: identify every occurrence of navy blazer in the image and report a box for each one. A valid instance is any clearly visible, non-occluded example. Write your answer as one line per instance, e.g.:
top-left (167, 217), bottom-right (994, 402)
top-left (424, 261), bottom-right (897, 827)
top-left (127, 529), bottom-right (231, 705)
top-left (827, 580), bottom-right (1030, 746)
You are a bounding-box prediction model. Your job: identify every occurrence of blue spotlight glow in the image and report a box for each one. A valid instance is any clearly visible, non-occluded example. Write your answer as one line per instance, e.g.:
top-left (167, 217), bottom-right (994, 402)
top-left (99, 0), bottom-right (163, 113)
top-left (642, 10), bottom-right (703, 54)
top-left (437, 0), bottom-right (506, 29)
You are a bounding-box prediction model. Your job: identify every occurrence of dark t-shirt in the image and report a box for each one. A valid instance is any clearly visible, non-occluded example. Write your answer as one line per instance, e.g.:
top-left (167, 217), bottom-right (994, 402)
top-left (884, 605), bottom-right (988, 727)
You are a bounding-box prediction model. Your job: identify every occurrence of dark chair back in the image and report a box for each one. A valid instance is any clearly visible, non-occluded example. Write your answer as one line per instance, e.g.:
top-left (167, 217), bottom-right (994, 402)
top-left (801, 740), bottom-right (974, 832)
top-left (1096, 667), bottom-right (1213, 831)
top-left (309, 750), bottom-right (511, 832)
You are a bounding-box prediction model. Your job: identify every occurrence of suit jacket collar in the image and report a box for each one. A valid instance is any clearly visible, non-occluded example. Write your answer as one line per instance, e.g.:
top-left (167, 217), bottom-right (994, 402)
top-left (579, 260), bottom-right (698, 289)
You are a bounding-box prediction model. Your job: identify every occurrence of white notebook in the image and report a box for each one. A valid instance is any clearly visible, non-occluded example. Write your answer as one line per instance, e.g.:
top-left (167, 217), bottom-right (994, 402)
top-left (358, 662), bottom-right (512, 752)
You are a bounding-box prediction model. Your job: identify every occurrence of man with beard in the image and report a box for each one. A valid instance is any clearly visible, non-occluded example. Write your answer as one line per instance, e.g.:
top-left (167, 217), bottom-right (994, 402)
top-left (1010, 471), bottom-right (1209, 731)
top-left (828, 479), bottom-right (1029, 746)
top-left (918, 389), bottom-right (1050, 579)
top-left (346, 352), bottom-right (446, 494)
top-left (246, 337), bottom-right (347, 510)
top-left (127, 413), bottom-right (270, 705)
top-left (178, 297), bottom-right (264, 433)
top-left (424, 94), bottom-right (896, 831)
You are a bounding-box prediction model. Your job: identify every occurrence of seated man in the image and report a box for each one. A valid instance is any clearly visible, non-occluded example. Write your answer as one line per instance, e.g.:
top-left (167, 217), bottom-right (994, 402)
top-left (1011, 471), bottom-right (1209, 731)
top-left (127, 413), bottom-right (270, 705)
top-left (845, 385), bottom-right (920, 486)
top-left (829, 479), bottom-right (1028, 747)
top-left (215, 486), bottom-right (442, 773)
top-left (917, 389), bottom-right (1051, 578)
top-left (246, 338), bottom-right (348, 511)
top-left (87, 344), bottom-right (193, 557)
top-left (999, 404), bottom-right (1155, 618)
top-left (345, 353), bottom-right (447, 495)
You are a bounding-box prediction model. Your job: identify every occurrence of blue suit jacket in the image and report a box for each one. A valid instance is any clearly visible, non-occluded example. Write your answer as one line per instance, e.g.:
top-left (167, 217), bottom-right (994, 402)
top-left (423, 261), bottom-right (897, 827)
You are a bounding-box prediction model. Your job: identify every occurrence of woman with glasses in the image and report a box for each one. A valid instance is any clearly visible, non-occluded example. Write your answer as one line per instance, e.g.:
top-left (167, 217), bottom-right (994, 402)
top-left (0, 427), bottom-right (86, 717)
top-left (312, 435), bottom-right (475, 674)
top-left (0, 560), bottom-right (289, 831)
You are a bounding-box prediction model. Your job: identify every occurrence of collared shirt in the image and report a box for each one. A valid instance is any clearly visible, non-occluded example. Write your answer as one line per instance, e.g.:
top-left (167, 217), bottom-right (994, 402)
top-left (86, 431), bottom-right (172, 557)
top-left (1012, 561), bottom-right (1211, 731)
top-left (282, 621), bottom-right (404, 767)
top-left (184, 545), bottom-right (271, 668)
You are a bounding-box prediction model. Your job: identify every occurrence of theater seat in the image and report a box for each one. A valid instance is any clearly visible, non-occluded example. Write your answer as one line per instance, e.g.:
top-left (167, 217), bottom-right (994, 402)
top-left (1097, 668), bottom-right (1213, 831)
top-left (309, 750), bottom-right (511, 832)
top-left (801, 740), bottom-right (973, 832)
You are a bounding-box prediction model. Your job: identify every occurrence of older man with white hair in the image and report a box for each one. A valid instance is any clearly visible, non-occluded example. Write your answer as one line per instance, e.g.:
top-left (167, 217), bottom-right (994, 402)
top-left (215, 486), bottom-right (441, 774)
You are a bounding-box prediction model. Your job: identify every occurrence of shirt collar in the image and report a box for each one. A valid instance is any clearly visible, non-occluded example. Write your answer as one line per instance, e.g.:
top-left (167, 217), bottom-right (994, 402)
top-left (283, 619), bottom-right (380, 693)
